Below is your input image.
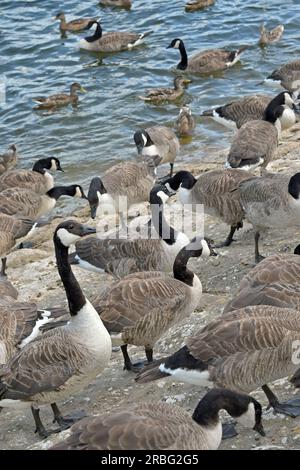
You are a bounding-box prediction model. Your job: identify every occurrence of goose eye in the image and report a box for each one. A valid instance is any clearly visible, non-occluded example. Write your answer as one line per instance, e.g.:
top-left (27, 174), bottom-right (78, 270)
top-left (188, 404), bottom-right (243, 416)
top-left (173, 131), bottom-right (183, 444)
top-left (68, 224), bottom-right (74, 230)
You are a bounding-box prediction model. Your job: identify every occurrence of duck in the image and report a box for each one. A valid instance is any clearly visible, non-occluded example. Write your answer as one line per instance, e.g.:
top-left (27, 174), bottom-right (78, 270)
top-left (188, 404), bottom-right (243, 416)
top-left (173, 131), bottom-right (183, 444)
top-left (264, 60), bottom-right (300, 93)
top-left (33, 83), bottom-right (86, 110)
top-left (51, 388), bottom-right (264, 450)
top-left (259, 24), bottom-right (284, 46)
top-left (0, 184), bottom-right (86, 219)
top-left (99, 0), bottom-right (132, 8)
top-left (69, 184), bottom-right (190, 277)
top-left (175, 105), bottom-right (196, 136)
top-left (0, 157), bottom-right (63, 195)
top-left (0, 274), bottom-right (18, 300)
top-left (78, 20), bottom-right (152, 53)
top-left (134, 126), bottom-right (180, 177)
top-left (0, 145), bottom-right (18, 176)
top-left (163, 169), bottom-right (255, 247)
top-left (238, 171), bottom-right (300, 263)
top-left (167, 38), bottom-right (247, 74)
top-left (136, 305), bottom-right (300, 419)
top-left (138, 77), bottom-right (191, 103)
top-left (185, 0), bottom-right (215, 12)
top-left (54, 12), bottom-right (97, 33)
top-left (0, 220), bottom-right (112, 438)
top-left (226, 91), bottom-right (296, 170)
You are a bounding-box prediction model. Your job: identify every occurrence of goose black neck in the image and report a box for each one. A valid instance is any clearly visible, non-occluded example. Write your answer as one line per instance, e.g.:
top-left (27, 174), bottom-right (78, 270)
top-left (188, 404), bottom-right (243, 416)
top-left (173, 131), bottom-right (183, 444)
top-left (288, 173), bottom-right (300, 200)
top-left (264, 95), bottom-right (285, 124)
top-left (150, 196), bottom-right (177, 245)
top-left (54, 238), bottom-right (86, 316)
top-left (173, 244), bottom-right (195, 286)
top-left (47, 186), bottom-right (74, 201)
top-left (178, 41), bottom-right (188, 70)
top-left (32, 159), bottom-right (48, 174)
top-left (86, 22), bottom-right (102, 42)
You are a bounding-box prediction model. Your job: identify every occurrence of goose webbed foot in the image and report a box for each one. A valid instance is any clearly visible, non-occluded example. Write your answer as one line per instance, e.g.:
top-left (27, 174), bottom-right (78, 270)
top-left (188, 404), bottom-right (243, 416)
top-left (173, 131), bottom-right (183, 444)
top-left (121, 345), bottom-right (153, 373)
top-left (262, 384), bottom-right (300, 417)
top-left (51, 403), bottom-right (86, 429)
top-left (222, 422), bottom-right (238, 440)
top-left (31, 406), bottom-right (60, 439)
top-left (215, 226), bottom-right (237, 248)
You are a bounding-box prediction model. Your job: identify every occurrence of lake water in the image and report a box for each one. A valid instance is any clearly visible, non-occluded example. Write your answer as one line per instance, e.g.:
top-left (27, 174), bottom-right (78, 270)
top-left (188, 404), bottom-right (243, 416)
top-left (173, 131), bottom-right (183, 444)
top-left (1, 0), bottom-right (299, 196)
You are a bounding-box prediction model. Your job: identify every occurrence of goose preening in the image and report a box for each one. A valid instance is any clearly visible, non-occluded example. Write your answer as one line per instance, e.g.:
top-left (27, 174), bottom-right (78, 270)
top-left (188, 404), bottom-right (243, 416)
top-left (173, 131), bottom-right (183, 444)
top-left (51, 388), bottom-right (264, 450)
top-left (99, 0), bottom-right (132, 8)
top-left (175, 105), bottom-right (196, 136)
top-left (0, 221), bottom-right (112, 438)
top-left (259, 24), bottom-right (284, 46)
top-left (93, 236), bottom-right (214, 372)
top-left (78, 20), bottom-right (152, 52)
top-left (138, 77), bottom-right (191, 103)
top-left (167, 38), bottom-right (247, 74)
top-left (185, 0), bottom-right (215, 12)
top-left (134, 126), bottom-right (180, 177)
top-left (0, 145), bottom-right (18, 176)
top-left (226, 92), bottom-right (296, 170)
top-left (70, 184), bottom-right (190, 277)
top-left (0, 157), bottom-right (63, 194)
top-left (265, 60), bottom-right (300, 93)
top-left (54, 12), bottom-right (97, 33)
top-left (136, 305), bottom-right (300, 419)
top-left (238, 172), bottom-right (300, 263)
top-left (0, 184), bottom-right (86, 219)
top-left (163, 169), bottom-right (254, 247)
top-left (33, 83), bottom-right (86, 110)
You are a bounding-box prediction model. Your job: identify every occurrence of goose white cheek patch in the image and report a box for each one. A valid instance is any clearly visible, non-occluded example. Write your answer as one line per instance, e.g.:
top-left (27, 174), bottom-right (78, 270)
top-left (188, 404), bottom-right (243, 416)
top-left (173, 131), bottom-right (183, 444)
top-left (57, 228), bottom-right (81, 247)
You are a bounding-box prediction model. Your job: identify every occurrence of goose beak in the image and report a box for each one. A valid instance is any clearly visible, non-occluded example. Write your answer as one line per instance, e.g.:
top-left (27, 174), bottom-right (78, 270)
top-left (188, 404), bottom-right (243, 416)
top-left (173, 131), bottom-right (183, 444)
top-left (253, 422), bottom-right (265, 437)
top-left (57, 163), bottom-right (64, 172)
top-left (90, 205), bottom-right (97, 219)
top-left (81, 226), bottom-right (96, 236)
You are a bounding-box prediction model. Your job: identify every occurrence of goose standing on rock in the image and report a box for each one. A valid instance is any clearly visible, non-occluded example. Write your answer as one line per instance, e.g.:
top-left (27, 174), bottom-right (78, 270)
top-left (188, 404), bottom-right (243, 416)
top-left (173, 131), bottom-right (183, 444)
top-left (0, 221), bottom-right (112, 438)
top-left (51, 388), bottom-right (264, 450)
top-left (0, 145), bottom-right (18, 176)
top-left (175, 105), bottom-right (196, 136)
top-left (138, 77), bottom-right (191, 103)
top-left (167, 38), bottom-right (247, 74)
top-left (0, 157), bottom-right (63, 194)
top-left (264, 60), bottom-right (300, 93)
top-left (259, 24), bottom-right (284, 46)
top-left (54, 12), bottom-right (97, 33)
top-left (78, 20), bottom-right (152, 53)
top-left (33, 83), bottom-right (86, 110)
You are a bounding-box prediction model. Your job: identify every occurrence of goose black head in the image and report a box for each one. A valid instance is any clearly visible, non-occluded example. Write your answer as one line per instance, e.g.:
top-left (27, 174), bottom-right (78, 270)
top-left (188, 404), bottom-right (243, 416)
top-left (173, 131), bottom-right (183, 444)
top-left (88, 177), bottom-right (107, 219)
top-left (134, 130), bottom-right (154, 154)
top-left (149, 183), bottom-right (174, 205)
top-left (288, 173), bottom-right (300, 200)
top-left (167, 38), bottom-right (183, 49)
top-left (163, 170), bottom-right (197, 192)
top-left (185, 236), bottom-right (216, 258)
top-left (235, 396), bottom-right (265, 437)
top-left (33, 157), bottom-right (63, 173)
top-left (294, 244), bottom-right (300, 255)
top-left (55, 220), bottom-right (96, 247)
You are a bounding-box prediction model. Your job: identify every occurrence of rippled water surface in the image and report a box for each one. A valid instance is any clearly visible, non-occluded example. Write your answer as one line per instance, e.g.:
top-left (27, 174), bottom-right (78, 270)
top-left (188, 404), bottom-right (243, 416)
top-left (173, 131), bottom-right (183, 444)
top-left (1, 0), bottom-right (299, 191)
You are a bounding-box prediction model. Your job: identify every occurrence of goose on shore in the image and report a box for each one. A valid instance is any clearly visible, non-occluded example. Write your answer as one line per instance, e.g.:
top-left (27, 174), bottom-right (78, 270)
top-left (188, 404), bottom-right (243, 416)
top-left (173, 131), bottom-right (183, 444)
top-left (99, 0), bottom-right (132, 8)
top-left (0, 145), bottom-right (18, 176)
top-left (51, 388), bottom-right (264, 450)
top-left (134, 126), bottom-right (180, 177)
top-left (185, 0), bottom-right (215, 12)
top-left (136, 305), bottom-right (300, 419)
top-left (265, 60), bottom-right (300, 93)
top-left (33, 83), bottom-right (86, 110)
top-left (167, 38), bottom-right (246, 74)
top-left (238, 172), bottom-right (300, 262)
top-left (0, 185), bottom-right (86, 220)
top-left (78, 20), bottom-right (152, 52)
top-left (138, 77), bottom-right (191, 103)
top-left (70, 184), bottom-right (190, 277)
top-left (163, 169), bottom-right (254, 247)
top-left (0, 157), bottom-right (63, 194)
top-left (259, 24), bottom-right (284, 46)
top-left (54, 12), bottom-right (97, 33)
top-left (0, 221), bottom-right (112, 437)
top-left (175, 105), bottom-right (196, 136)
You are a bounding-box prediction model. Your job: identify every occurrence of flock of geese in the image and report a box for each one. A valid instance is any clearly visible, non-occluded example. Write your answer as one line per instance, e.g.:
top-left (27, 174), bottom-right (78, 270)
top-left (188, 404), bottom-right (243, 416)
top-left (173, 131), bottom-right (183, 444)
top-left (1, 0), bottom-right (300, 451)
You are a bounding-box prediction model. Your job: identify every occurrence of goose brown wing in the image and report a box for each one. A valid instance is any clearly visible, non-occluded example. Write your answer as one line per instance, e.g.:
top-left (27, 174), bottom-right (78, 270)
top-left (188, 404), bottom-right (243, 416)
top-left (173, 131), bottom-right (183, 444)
top-left (0, 189), bottom-right (40, 218)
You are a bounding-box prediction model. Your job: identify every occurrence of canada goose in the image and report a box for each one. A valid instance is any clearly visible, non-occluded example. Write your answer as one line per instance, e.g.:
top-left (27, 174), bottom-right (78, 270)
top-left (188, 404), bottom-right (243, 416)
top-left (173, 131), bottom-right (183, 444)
top-left (0, 145), bottom-right (18, 176)
top-left (175, 105), bottom-right (196, 136)
top-left (0, 275), bottom-right (18, 300)
top-left (223, 245), bottom-right (300, 314)
top-left (166, 38), bottom-right (246, 74)
top-left (92, 236), bottom-right (213, 372)
top-left (0, 157), bottom-right (63, 195)
top-left (51, 388), bottom-right (264, 450)
top-left (134, 126), bottom-right (180, 177)
top-left (0, 184), bottom-right (86, 220)
top-left (87, 156), bottom-right (161, 225)
top-left (163, 169), bottom-right (254, 247)
top-left (259, 24), bottom-right (284, 46)
top-left (238, 172), bottom-right (300, 262)
top-left (226, 91), bottom-right (296, 170)
top-left (54, 12), bottom-right (97, 33)
top-left (185, 0), bottom-right (215, 12)
top-left (201, 95), bottom-right (272, 129)
top-left (265, 60), bottom-right (300, 93)
top-left (99, 0), bottom-right (132, 8)
top-left (70, 184), bottom-right (190, 276)
top-left (78, 20), bottom-right (152, 52)
top-left (33, 83), bottom-right (86, 110)
top-left (136, 305), bottom-right (300, 418)
top-left (138, 77), bottom-right (191, 103)
top-left (0, 221), bottom-right (112, 438)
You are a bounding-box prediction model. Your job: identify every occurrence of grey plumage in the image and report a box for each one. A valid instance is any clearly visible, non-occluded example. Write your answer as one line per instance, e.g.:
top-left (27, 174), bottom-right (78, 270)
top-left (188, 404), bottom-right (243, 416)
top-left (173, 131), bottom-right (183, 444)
top-left (267, 60), bottom-right (300, 92)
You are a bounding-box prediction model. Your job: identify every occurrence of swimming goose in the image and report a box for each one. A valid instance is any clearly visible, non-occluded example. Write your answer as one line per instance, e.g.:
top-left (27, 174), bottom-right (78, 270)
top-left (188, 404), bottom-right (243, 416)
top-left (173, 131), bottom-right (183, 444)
top-left (167, 38), bottom-right (246, 74)
top-left (54, 12), bottom-right (97, 33)
top-left (134, 126), bottom-right (180, 177)
top-left (0, 157), bottom-right (63, 195)
top-left (163, 169), bottom-right (254, 247)
top-left (87, 156), bottom-right (161, 225)
top-left (259, 24), bottom-right (284, 46)
top-left (175, 105), bottom-right (196, 136)
top-left (99, 0), bottom-right (132, 8)
top-left (78, 20), bottom-right (152, 52)
top-left (226, 91), bottom-right (296, 170)
top-left (51, 388), bottom-right (264, 450)
top-left (0, 221), bottom-right (112, 438)
top-left (0, 145), bottom-right (18, 176)
top-left (265, 60), bottom-right (300, 93)
top-left (238, 171), bottom-right (300, 262)
top-left (138, 77), bottom-right (191, 103)
top-left (136, 305), bottom-right (300, 418)
top-left (70, 184), bottom-right (190, 277)
top-left (185, 0), bottom-right (215, 12)
top-left (0, 184), bottom-right (86, 219)
top-left (223, 245), bottom-right (300, 314)
top-left (33, 83), bottom-right (86, 110)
